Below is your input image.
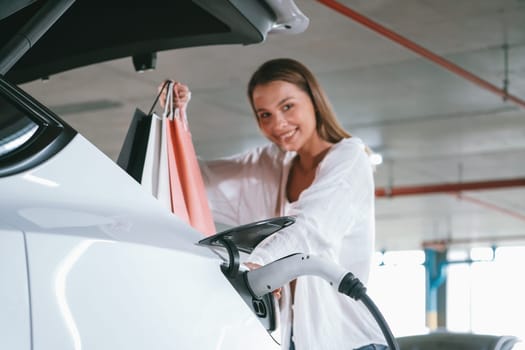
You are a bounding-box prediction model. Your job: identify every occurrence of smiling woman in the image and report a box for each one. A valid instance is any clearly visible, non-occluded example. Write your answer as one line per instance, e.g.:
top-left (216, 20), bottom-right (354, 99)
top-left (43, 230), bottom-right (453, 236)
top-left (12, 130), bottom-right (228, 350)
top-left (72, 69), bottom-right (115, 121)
top-left (160, 58), bottom-right (385, 350)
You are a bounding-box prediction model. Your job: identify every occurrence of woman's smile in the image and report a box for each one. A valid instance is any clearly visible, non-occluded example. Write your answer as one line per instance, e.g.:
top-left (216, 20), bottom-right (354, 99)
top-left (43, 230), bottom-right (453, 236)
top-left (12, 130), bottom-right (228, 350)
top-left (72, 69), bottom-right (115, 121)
top-left (278, 127), bottom-right (298, 143)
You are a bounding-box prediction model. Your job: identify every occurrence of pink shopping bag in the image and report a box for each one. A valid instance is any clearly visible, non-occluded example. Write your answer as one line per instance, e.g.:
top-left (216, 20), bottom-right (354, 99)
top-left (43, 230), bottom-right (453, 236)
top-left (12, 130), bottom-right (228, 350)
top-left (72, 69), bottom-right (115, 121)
top-left (166, 114), bottom-right (216, 236)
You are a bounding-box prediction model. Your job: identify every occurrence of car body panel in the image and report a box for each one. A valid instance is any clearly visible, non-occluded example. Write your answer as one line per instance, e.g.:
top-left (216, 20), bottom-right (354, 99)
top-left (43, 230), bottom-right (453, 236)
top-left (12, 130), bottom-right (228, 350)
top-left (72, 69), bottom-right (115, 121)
top-left (0, 226), bottom-right (31, 350)
top-left (0, 132), bottom-right (206, 252)
top-left (0, 133), bottom-right (279, 349)
top-left (25, 232), bottom-right (277, 349)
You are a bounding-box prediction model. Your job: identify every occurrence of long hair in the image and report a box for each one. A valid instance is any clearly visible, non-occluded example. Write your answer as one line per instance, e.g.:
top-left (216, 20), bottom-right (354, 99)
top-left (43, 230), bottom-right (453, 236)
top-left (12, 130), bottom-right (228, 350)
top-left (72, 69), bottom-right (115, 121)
top-left (247, 58), bottom-right (351, 143)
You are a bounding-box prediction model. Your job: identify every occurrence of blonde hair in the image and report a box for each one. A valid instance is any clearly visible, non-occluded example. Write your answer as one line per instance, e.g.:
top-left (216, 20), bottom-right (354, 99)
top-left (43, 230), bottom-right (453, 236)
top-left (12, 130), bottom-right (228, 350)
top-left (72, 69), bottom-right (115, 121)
top-left (247, 58), bottom-right (351, 143)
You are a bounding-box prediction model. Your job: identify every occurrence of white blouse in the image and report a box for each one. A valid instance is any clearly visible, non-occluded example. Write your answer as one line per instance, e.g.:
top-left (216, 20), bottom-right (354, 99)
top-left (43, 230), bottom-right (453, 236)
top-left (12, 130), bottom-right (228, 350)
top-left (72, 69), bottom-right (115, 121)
top-left (200, 137), bottom-right (385, 350)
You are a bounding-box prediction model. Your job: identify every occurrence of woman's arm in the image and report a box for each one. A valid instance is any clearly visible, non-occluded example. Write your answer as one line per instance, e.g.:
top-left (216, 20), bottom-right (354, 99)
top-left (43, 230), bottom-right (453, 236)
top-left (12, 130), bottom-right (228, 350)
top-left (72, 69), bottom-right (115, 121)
top-left (200, 144), bottom-right (284, 227)
top-left (248, 142), bottom-right (375, 265)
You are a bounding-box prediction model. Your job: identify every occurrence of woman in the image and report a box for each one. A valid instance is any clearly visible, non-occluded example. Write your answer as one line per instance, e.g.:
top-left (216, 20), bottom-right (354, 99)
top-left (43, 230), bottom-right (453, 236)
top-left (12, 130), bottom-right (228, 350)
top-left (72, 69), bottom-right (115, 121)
top-left (160, 58), bottom-right (386, 350)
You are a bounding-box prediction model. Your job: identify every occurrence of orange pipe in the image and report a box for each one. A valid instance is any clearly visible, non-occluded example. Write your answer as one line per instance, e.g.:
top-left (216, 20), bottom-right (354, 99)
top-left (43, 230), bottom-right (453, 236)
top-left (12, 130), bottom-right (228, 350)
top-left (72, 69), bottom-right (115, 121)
top-left (375, 178), bottom-right (525, 197)
top-left (375, 178), bottom-right (525, 223)
top-left (316, 0), bottom-right (525, 109)
top-left (423, 234), bottom-right (525, 249)
top-left (456, 193), bottom-right (525, 222)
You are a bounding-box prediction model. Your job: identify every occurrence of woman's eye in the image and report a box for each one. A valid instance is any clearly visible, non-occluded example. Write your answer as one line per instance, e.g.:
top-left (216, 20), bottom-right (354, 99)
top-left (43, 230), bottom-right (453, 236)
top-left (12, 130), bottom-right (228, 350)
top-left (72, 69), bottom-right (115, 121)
top-left (258, 112), bottom-right (271, 119)
top-left (282, 104), bottom-right (292, 111)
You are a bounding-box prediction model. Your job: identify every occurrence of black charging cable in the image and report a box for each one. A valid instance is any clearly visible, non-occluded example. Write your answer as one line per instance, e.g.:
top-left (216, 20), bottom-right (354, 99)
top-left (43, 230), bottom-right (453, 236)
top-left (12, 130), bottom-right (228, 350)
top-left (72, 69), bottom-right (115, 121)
top-left (339, 272), bottom-right (399, 350)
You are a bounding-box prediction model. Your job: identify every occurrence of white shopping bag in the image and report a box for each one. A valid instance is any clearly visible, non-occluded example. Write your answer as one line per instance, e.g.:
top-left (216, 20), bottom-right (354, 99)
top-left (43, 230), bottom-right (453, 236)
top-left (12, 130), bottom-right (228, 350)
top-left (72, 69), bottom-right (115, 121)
top-left (141, 89), bottom-right (171, 211)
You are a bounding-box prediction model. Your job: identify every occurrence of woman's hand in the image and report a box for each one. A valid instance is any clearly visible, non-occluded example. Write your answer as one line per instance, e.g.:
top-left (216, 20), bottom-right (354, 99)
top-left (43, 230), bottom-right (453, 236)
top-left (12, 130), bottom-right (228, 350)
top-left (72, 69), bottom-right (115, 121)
top-left (244, 262), bottom-right (282, 300)
top-left (158, 80), bottom-right (191, 110)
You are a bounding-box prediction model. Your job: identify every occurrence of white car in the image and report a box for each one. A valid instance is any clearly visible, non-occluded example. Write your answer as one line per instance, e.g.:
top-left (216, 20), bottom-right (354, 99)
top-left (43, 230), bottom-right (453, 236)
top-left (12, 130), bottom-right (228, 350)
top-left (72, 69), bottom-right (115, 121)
top-left (0, 1), bottom-right (308, 349)
top-left (2, 2), bottom-right (520, 350)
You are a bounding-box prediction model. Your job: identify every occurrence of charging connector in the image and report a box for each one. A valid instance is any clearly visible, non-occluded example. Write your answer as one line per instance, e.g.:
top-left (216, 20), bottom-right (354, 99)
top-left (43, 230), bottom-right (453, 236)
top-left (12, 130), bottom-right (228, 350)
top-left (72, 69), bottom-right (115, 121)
top-left (244, 253), bottom-right (399, 350)
top-left (244, 253), bottom-right (347, 298)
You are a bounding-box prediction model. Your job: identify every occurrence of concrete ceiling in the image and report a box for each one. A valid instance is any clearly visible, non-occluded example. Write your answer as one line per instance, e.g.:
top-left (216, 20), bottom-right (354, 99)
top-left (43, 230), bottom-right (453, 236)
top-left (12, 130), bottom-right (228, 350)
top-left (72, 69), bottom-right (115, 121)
top-left (20, 0), bottom-right (525, 251)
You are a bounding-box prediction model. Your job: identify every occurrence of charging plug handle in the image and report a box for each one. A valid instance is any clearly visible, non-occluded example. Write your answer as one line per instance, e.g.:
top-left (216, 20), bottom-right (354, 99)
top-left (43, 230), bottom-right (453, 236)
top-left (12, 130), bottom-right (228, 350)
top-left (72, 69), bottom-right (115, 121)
top-left (244, 253), bottom-right (348, 298)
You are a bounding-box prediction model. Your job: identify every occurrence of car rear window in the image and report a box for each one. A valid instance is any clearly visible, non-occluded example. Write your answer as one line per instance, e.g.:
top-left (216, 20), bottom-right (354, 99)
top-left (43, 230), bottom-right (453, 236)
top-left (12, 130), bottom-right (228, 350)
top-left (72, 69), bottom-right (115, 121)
top-left (0, 77), bottom-right (76, 177)
top-left (0, 95), bottom-right (39, 158)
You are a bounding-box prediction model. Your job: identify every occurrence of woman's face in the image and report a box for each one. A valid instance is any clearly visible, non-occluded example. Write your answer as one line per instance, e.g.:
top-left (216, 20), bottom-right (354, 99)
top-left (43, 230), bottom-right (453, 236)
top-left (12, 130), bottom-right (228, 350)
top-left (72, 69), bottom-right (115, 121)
top-left (252, 80), bottom-right (318, 153)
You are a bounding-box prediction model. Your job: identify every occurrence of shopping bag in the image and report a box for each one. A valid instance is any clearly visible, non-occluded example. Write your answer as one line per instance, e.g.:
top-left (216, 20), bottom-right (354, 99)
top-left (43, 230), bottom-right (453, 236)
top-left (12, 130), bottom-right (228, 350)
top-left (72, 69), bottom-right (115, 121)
top-left (163, 82), bottom-right (190, 223)
top-left (131, 80), bottom-right (215, 236)
top-left (141, 113), bottom-right (172, 211)
top-left (118, 80), bottom-right (166, 185)
top-left (141, 83), bottom-right (176, 212)
top-left (166, 83), bottom-right (216, 236)
top-left (116, 108), bottom-right (151, 182)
